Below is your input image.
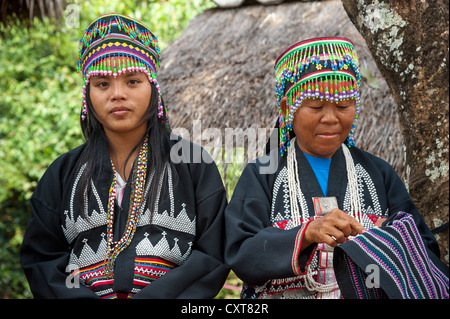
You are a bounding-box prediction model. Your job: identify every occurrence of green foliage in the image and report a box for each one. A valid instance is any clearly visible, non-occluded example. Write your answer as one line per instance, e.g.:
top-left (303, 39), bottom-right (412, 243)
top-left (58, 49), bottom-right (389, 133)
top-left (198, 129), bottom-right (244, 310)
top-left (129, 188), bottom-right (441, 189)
top-left (0, 0), bottom-right (213, 299)
top-left (0, 18), bottom-right (82, 299)
top-left (215, 148), bottom-right (246, 200)
top-left (215, 271), bottom-right (243, 299)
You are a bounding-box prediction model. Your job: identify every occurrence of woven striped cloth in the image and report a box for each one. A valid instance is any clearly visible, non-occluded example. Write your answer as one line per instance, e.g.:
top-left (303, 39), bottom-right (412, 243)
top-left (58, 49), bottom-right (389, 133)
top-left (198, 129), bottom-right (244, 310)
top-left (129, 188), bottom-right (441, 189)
top-left (334, 212), bottom-right (449, 299)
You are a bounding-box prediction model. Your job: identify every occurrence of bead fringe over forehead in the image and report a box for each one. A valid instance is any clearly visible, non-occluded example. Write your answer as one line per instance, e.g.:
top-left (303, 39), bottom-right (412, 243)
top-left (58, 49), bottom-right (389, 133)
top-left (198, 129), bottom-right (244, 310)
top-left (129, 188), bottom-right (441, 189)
top-left (77, 14), bottom-right (168, 122)
top-left (274, 37), bottom-right (362, 156)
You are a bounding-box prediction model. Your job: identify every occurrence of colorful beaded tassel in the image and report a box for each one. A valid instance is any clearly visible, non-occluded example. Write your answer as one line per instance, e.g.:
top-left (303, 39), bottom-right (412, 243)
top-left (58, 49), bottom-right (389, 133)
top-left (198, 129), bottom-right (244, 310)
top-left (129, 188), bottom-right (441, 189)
top-left (274, 37), bottom-right (362, 156)
top-left (77, 14), bottom-right (168, 123)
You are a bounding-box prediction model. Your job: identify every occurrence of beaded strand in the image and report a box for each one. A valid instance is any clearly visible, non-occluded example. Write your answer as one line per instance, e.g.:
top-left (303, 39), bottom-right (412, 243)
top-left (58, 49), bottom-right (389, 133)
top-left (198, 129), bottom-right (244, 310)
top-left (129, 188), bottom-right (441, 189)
top-left (104, 137), bottom-right (148, 278)
top-left (287, 137), bottom-right (308, 225)
top-left (286, 137), bottom-right (361, 223)
top-left (286, 138), bottom-right (361, 293)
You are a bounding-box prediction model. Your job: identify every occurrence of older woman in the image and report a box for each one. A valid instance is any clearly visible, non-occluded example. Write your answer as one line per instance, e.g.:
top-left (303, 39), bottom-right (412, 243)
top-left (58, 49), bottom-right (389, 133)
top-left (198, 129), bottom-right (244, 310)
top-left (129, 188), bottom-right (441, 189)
top-left (224, 37), bottom-right (448, 299)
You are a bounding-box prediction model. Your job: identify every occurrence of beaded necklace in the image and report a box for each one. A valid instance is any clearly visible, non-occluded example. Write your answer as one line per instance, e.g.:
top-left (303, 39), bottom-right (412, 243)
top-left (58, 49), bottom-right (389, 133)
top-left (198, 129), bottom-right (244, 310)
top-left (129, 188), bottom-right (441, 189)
top-left (287, 137), bottom-right (361, 225)
top-left (287, 137), bottom-right (361, 294)
top-left (104, 137), bottom-right (148, 278)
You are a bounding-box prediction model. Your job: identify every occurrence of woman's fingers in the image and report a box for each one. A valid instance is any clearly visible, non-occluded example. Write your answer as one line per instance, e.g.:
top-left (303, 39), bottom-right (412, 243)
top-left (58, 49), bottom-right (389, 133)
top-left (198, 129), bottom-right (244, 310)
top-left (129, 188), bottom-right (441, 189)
top-left (329, 209), bottom-right (365, 235)
top-left (305, 209), bottom-right (366, 246)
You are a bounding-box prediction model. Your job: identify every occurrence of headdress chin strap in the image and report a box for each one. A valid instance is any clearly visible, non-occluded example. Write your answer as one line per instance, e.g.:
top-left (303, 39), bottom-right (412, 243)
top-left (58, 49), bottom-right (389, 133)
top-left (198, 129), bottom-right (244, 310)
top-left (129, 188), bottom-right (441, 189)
top-left (274, 37), bottom-right (362, 156)
top-left (77, 14), bottom-right (168, 123)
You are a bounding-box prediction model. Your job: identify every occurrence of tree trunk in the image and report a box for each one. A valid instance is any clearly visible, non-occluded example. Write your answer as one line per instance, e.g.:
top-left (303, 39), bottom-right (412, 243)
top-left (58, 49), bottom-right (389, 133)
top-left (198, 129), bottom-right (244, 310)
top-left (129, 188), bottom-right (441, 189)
top-left (341, 0), bottom-right (449, 265)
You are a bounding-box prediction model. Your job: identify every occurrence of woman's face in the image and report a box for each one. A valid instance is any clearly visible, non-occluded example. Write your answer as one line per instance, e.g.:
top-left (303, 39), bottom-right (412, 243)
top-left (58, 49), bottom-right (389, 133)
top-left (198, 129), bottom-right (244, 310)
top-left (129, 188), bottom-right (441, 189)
top-left (285, 97), bottom-right (356, 158)
top-left (89, 71), bottom-right (152, 137)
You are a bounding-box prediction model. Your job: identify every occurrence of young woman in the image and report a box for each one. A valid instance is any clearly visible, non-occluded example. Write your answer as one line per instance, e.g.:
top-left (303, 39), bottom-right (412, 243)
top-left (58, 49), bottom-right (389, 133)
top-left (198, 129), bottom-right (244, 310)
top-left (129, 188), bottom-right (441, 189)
top-left (20, 14), bottom-right (229, 299)
top-left (224, 37), bottom-right (449, 299)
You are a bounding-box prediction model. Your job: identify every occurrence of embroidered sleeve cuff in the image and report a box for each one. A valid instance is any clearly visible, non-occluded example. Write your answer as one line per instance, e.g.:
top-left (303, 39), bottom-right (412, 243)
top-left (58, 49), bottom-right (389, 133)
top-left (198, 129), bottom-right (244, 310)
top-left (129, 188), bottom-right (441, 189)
top-left (292, 221), bottom-right (316, 276)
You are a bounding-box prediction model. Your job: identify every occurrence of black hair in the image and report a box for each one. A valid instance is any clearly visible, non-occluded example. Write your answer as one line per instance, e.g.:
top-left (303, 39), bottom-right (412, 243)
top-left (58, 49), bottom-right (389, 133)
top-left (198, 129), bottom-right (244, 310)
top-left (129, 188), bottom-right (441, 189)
top-left (75, 81), bottom-right (173, 216)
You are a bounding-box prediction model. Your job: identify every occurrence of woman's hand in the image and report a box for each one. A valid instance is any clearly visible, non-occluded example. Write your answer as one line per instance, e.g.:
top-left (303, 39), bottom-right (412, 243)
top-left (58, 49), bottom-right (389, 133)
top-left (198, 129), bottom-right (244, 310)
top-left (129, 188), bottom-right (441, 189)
top-left (302, 209), bottom-right (365, 248)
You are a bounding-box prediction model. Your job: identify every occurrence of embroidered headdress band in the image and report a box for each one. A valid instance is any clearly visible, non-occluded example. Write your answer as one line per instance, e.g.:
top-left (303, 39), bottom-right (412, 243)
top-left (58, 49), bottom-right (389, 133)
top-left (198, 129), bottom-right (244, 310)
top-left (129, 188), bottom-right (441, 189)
top-left (274, 37), bottom-right (362, 156)
top-left (77, 14), bottom-right (167, 122)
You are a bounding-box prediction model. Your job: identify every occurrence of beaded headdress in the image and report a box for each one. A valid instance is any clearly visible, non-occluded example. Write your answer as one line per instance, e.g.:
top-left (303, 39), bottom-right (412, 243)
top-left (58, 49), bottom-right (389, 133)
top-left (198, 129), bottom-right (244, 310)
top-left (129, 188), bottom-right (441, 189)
top-left (77, 14), bottom-right (167, 122)
top-left (274, 37), bottom-right (362, 156)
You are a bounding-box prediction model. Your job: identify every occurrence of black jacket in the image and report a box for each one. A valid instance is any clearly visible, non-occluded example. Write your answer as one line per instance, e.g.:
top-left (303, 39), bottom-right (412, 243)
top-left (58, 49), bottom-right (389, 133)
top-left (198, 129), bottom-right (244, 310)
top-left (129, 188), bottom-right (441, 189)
top-left (21, 135), bottom-right (229, 299)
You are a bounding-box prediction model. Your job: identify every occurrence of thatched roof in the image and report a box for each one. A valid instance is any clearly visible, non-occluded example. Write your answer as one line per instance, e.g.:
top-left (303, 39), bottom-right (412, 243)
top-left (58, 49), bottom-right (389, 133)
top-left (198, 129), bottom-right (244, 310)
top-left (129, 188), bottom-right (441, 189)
top-left (158, 0), bottom-right (404, 177)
